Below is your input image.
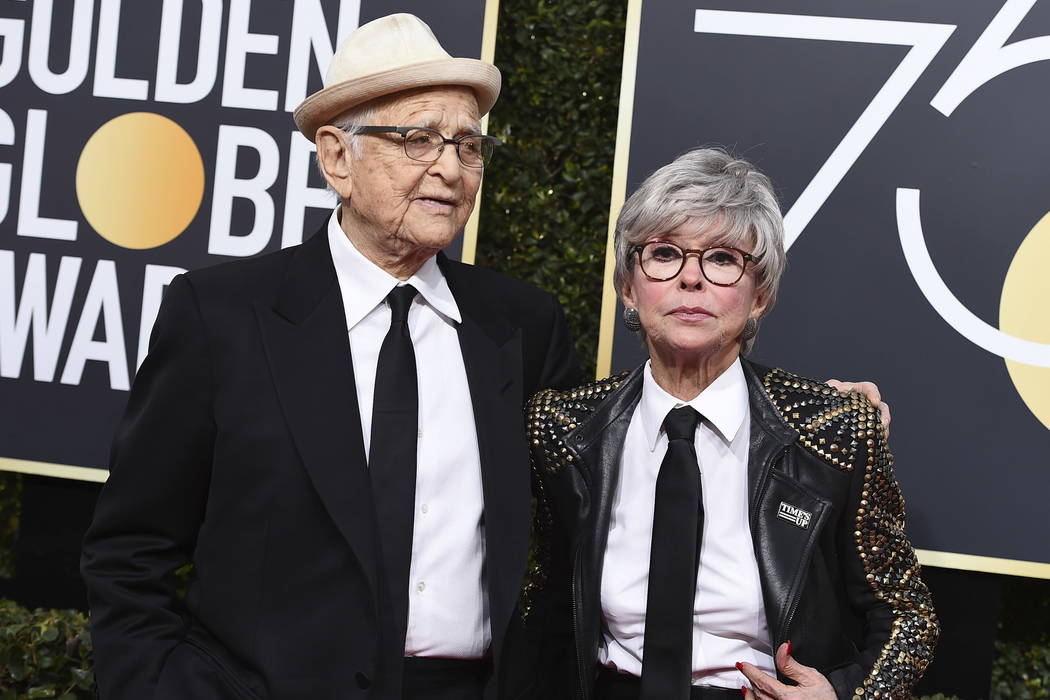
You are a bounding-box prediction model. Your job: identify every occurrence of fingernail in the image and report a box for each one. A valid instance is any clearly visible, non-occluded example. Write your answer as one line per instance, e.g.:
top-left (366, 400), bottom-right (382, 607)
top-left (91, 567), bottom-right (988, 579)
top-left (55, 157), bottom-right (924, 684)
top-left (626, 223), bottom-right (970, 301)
top-left (786, 640), bottom-right (792, 656)
top-left (740, 687), bottom-right (748, 697)
top-left (735, 661), bottom-right (744, 671)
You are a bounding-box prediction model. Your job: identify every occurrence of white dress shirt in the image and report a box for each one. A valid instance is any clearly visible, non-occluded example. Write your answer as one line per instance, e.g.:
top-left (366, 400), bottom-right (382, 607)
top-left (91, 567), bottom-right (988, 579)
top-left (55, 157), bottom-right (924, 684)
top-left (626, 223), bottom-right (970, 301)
top-left (599, 358), bottom-right (775, 688)
top-left (327, 211), bottom-right (489, 658)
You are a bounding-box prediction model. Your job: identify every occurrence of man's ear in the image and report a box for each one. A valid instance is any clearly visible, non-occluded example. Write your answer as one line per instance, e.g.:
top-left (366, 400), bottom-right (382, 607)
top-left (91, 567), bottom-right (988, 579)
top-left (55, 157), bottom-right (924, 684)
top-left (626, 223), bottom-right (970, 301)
top-left (315, 126), bottom-right (353, 200)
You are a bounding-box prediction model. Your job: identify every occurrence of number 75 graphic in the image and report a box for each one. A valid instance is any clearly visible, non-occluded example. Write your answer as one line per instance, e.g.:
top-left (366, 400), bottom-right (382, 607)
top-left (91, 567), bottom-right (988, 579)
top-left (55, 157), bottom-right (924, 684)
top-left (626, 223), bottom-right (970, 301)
top-left (695, 0), bottom-right (1050, 367)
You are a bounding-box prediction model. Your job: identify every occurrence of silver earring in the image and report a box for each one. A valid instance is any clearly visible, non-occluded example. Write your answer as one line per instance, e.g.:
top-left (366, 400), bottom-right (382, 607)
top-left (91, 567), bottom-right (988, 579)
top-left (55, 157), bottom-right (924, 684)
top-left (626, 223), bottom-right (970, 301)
top-left (742, 317), bottom-right (758, 341)
top-left (623, 307), bottom-right (642, 332)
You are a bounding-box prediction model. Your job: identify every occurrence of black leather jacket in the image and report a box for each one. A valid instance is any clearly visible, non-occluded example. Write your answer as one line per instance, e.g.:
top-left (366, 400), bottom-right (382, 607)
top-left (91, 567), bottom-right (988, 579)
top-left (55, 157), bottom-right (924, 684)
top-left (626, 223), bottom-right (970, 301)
top-left (516, 360), bottom-right (938, 700)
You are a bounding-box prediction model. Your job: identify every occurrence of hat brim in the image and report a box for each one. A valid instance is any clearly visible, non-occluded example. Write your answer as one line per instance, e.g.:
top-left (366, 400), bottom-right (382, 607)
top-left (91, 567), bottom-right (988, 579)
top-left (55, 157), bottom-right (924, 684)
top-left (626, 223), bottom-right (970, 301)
top-left (293, 58), bottom-right (501, 142)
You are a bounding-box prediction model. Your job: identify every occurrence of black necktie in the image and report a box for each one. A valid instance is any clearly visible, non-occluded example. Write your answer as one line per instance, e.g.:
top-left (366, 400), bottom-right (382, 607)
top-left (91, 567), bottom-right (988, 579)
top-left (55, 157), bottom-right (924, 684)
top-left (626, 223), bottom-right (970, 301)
top-left (369, 285), bottom-right (419, 650)
top-left (640, 405), bottom-right (703, 700)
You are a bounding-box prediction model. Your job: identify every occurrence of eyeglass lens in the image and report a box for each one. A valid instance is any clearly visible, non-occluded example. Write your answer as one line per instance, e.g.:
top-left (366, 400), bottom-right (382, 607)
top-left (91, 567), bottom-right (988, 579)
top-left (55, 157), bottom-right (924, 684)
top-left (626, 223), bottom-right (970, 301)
top-left (403, 128), bottom-right (492, 167)
top-left (638, 242), bottom-right (748, 285)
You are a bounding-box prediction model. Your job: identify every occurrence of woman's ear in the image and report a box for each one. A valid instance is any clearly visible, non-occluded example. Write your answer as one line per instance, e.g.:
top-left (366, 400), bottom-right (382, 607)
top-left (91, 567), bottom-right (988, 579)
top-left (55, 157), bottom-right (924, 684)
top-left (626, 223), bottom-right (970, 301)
top-left (621, 280), bottom-right (636, 310)
top-left (750, 289), bottom-right (769, 320)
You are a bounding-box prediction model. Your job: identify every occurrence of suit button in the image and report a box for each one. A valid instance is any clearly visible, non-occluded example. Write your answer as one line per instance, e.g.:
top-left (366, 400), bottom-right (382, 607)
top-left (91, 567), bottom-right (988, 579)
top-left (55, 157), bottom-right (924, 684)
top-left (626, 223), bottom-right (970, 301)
top-left (355, 671), bottom-right (371, 689)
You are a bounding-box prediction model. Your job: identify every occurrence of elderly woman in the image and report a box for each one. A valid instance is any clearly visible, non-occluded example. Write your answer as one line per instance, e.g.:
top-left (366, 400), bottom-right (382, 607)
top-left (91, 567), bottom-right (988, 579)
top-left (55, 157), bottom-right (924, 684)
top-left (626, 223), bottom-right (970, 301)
top-left (523, 148), bottom-right (938, 700)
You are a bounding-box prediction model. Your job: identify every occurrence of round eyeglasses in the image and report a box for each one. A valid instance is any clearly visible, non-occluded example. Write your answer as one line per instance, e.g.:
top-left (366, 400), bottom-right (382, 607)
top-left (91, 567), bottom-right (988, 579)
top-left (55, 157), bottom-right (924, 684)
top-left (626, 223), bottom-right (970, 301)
top-left (634, 241), bottom-right (759, 286)
top-left (345, 125), bottom-right (501, 168)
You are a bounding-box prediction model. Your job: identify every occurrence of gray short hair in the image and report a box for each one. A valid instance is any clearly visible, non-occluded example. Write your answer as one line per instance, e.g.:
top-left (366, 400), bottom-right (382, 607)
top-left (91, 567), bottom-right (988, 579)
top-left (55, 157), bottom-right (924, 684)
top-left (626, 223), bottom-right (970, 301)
top-left (315, 101), bottom-right (383, 203)
top-left (614, 147), bottom-right (786, 322)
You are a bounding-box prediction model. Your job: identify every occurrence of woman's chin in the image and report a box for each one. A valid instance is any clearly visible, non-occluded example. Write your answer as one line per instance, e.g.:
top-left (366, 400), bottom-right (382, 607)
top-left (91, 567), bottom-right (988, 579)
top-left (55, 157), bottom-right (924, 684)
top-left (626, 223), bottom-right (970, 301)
top-left (650, 333), bottom-right (740, 363)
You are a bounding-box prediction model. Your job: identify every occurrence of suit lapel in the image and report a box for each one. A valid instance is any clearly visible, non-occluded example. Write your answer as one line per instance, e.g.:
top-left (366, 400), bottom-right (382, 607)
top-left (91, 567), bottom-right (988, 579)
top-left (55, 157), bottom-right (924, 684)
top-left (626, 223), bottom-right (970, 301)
top-left (742, 361), bottom-right (829, 647)
top-left (442, 258), bottom-right (528, 666)
top-left (255, 227), bottom-right (379, 605)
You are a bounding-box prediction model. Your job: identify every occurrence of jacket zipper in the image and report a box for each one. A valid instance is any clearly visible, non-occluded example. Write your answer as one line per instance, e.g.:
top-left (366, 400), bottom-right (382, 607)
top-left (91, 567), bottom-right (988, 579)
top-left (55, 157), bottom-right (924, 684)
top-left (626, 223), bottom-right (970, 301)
top-left (780, 595), bottom-right (801, 653)
top-left (753, 445), bottom-right (796, 653)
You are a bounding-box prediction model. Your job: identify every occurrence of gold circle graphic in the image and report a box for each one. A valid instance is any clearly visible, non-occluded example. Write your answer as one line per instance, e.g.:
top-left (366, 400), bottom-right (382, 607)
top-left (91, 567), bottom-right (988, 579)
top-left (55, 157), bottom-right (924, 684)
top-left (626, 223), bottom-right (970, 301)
top-left (1000, 210), bottom-right (1050, 430)
top-left (76, 112), bottom-right (205, 249)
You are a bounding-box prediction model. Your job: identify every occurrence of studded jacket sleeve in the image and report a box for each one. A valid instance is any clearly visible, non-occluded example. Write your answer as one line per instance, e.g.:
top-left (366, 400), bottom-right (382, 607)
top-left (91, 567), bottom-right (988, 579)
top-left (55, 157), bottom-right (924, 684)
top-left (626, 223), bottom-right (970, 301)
top-left (513, 386), bottom-right (579, 700)
top-left (828, 413), bottom-right (940, 698)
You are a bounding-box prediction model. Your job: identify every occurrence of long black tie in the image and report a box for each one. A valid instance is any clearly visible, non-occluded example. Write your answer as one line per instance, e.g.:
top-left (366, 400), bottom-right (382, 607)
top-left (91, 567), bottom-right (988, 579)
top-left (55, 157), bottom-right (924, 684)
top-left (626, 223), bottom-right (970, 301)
top-left (640, 405), bottom-right (703, 700)
top-left (370, 284), bottom-right (419, 651)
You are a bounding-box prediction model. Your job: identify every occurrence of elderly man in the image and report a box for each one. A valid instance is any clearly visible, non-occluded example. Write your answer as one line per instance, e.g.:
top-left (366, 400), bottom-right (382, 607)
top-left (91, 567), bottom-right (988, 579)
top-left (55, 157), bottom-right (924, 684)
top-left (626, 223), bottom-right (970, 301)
top-left (82, 14), bottom-right (579, 700)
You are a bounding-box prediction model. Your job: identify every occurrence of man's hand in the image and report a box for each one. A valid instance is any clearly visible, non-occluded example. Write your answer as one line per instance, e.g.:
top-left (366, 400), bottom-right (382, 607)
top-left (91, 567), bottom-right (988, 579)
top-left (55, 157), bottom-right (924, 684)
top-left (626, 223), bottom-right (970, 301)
top-left (737, 642), bottom-right (835, 699)
top-left (826, 379), bottom-right (890, 437)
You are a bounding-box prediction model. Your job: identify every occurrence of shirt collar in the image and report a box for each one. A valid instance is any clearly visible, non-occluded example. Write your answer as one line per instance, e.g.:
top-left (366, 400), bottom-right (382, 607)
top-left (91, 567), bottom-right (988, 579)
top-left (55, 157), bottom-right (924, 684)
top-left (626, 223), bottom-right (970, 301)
top-left (639, 357), bottom-right (749, 451)
top-left (327, 207), bottom-right (462, 329)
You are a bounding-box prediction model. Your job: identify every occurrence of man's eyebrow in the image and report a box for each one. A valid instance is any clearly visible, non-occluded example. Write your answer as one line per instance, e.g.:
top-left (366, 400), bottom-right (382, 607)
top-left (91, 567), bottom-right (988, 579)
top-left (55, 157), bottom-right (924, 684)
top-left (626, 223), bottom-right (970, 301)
top-left (414, 116), bottom-right (482, 136)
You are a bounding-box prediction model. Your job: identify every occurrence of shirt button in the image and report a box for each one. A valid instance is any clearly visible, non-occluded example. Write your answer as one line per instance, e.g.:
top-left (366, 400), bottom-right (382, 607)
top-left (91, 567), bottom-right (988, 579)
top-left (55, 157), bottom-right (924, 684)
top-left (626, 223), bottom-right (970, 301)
top-left (417, 581), bottom-right (426, 593)
top-left (421, 503), bottom-right (429, 514)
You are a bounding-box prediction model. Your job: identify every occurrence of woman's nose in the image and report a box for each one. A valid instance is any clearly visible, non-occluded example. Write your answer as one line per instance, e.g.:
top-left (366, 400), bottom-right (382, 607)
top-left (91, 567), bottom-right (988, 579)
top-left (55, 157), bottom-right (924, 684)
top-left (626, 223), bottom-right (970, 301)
top-left (678, 254), bottom-right (704, 288)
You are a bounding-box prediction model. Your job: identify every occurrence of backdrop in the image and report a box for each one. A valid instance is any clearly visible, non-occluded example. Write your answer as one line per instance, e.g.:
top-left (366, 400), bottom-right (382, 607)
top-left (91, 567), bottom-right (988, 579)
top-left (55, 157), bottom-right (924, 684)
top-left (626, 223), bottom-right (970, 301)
top-left (0, 0), bottom-right (496, 480)
top-left (598, 0), bottom-right (1050, 576)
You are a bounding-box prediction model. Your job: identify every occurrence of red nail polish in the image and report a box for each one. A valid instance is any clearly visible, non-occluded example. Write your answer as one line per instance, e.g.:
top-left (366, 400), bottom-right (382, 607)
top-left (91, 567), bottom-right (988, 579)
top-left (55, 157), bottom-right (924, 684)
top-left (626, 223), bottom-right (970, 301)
top-left (735, 661), bottom-right (744, 671)
top-left (740, 687), bottom-right (748, 697)
top-left (786, 640), bottom-right (793, 656)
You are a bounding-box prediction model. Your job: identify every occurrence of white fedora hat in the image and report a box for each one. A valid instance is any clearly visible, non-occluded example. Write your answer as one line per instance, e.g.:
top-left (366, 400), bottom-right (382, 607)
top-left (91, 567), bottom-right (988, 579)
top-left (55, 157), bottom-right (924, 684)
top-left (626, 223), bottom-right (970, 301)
top-left (293, 13), bottom-right (501, 142)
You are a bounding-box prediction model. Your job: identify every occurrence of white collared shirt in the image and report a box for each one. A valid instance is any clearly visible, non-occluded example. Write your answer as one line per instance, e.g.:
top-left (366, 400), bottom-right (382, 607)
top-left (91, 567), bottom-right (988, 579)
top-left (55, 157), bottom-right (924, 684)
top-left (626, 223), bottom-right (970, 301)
top-left (598, 358), bottom-right (775, 688)
top-left (327, 211), bottom-right (489, 658)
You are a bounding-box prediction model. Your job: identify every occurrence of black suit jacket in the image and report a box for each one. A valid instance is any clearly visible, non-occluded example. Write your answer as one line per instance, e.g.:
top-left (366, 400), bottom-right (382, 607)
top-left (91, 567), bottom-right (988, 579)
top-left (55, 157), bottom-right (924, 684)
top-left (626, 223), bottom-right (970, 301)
top-left (519, 360), bottom-right (939, 700)
top-left (81, 222), bottom-right (581, 700)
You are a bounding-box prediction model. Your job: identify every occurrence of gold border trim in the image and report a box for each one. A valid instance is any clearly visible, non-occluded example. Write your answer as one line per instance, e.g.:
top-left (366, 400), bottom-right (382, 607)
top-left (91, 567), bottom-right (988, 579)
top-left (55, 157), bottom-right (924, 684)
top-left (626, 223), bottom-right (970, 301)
top-left (596, 0), bottom-right (643, 378)
top-left (916, 549), bottom-right (1050, 580)
top-left (461, 0), bottom-right (501, 265)
top-left (0, 458), bottom-right (108, 483)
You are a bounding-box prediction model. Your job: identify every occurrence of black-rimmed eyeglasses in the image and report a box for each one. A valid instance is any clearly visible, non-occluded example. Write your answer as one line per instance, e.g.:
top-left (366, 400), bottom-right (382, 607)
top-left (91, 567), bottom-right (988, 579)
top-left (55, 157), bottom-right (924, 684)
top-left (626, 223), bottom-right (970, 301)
top-left (634, 241), bottom-right (759, 286)
top-left (344, 125), bottom-right (501, 168)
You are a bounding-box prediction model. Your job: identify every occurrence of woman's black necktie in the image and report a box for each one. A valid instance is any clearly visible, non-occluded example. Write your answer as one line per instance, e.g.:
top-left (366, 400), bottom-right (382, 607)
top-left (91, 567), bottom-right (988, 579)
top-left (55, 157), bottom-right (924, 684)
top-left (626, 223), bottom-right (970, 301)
top-left (640, 405), bottom-right (703, 700)
top-left (370, 284), bottom-right (419, 648)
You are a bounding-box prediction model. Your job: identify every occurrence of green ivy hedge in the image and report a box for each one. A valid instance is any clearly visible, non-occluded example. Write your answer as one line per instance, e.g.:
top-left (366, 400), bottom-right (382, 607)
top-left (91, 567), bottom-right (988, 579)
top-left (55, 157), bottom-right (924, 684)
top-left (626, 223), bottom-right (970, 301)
top-left (476, 0), bottom-right (627, 378)
top-left (993, 575), bottom-right (1050, 698)
top-left (0, 600), bottom-right (93, 700)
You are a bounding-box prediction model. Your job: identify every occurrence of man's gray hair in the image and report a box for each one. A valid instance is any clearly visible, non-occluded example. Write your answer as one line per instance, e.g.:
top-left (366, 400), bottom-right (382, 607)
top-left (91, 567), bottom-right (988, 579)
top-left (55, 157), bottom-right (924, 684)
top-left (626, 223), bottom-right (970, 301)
top-left (613, 147), bottom-right (787, 337)
top-left (315, 101), bottom-right (382, 203)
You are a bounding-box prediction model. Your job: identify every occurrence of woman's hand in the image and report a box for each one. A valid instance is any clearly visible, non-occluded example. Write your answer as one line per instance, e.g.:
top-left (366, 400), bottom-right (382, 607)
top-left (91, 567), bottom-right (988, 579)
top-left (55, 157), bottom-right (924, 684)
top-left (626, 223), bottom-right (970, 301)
top-left (825, 379), bottom-right (890, 436)
top-left (737, 642), bottom-right (836, 699)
